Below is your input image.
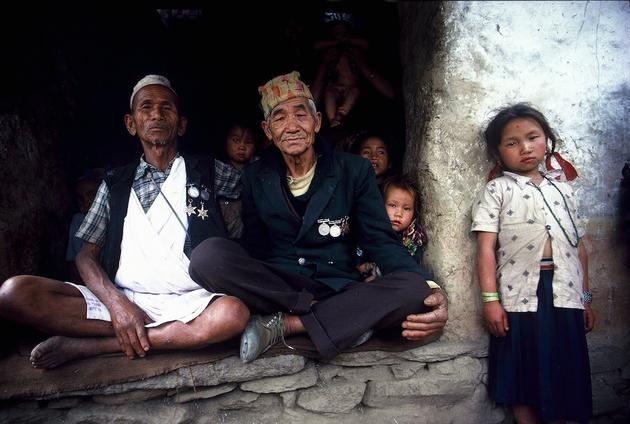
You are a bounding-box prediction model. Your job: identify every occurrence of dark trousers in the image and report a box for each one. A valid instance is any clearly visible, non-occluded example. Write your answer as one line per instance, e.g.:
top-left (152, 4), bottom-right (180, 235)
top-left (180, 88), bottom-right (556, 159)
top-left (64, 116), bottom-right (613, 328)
top-left (189, 238), bottom-right (432, 359)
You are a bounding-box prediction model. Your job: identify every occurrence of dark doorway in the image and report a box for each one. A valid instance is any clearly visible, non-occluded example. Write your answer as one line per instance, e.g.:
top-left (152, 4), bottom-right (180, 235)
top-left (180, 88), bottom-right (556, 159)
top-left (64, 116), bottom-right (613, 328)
top-left (5, 2), bottom-right (405, 171)
top-left (2, 2), bottom-right (406, 279)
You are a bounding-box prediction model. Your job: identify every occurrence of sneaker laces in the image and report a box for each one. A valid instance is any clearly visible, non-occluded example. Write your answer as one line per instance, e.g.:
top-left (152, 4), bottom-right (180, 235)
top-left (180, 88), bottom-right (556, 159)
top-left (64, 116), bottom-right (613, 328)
top-left (263, 312), bottom-right (295, 351)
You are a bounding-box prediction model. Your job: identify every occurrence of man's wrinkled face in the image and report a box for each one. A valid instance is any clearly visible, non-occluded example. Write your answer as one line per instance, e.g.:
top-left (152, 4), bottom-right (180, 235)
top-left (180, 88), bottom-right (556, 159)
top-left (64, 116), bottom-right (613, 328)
top-left (125, 85), bottom-right (186, 148)
top-left (262, 97), bottom-right (321, 158)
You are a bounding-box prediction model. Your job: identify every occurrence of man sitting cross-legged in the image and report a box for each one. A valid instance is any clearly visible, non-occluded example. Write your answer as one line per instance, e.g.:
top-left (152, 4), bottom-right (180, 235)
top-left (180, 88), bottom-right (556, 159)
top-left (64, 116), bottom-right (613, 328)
top-left (189, 71), bottom-right (448, 364)
top-left (0, 75), bottom-right (250, 369)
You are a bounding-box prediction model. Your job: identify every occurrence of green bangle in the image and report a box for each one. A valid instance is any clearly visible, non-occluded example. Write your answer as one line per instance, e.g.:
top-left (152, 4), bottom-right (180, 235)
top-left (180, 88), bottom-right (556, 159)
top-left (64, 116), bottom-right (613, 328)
top-left (481, 292), bottom-right (500, 302)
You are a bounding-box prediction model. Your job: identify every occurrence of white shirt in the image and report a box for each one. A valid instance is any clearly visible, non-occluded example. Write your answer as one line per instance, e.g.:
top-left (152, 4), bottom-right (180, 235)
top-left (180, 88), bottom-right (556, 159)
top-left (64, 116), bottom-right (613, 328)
top-left (115, 157), bottom-right (220, 326)
top-left (471, 171), bottom-right (585, 312)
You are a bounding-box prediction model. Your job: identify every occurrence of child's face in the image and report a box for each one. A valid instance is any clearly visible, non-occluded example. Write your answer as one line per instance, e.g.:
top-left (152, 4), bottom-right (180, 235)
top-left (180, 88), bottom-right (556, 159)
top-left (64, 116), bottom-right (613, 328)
top-left (360, 137), bottom-right (390, 177)
top-left (226, 126), bottom-right (255, 165)
top-left (76, 180), bottom-right (99, 214)
top-left (385, 187), bottom-right (415, 233)
top-left (498, 117), bottom-right (547, 179)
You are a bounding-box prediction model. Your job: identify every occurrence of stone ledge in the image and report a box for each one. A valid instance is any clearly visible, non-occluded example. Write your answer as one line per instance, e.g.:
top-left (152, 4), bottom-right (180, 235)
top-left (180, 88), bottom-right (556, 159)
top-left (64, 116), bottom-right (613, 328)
top-left (0, 344), bottom-right (500, 424)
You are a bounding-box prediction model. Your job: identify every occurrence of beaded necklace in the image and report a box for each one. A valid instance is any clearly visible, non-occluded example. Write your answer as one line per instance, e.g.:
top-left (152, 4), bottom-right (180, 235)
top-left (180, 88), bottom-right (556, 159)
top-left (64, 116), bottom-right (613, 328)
top-left (529, 176), bottom-right (579, 248)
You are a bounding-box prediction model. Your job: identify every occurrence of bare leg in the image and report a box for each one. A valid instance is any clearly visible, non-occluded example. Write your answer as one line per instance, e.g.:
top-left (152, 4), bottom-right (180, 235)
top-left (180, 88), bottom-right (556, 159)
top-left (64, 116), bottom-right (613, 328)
top-left (0, 276), bottom-right (249, 368)
top-left (324, 86), bottom-right (340, 126)
top-left (30, 336), bottom-right (119, 369)
top-left (30, 296), bottom-right (249, 369)
top-left (513, 405), bottom-right (540, 424)
top-left (0, 275), bottom-right (114, 337)
top-left (337, 86), bottom-right (360, 123)
top-left (283, 314), bottom-right (305, 335)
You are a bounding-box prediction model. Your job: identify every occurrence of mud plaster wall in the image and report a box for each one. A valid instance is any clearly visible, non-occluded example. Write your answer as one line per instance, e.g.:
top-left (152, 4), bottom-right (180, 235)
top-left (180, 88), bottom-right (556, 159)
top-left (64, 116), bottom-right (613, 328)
top-left (401, 0), bottom-right (630, 415)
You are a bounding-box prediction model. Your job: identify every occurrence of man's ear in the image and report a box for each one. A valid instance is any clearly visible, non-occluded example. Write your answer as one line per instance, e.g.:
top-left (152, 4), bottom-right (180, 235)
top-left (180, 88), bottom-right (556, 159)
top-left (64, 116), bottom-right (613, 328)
top-left (177, 116), bottom-right (188, 137)
top-left (261, 120), bottom-right (273, 141)
top-left (124, 114), bottom-right (137, 136)
top-left (313, 111), bottom-right (322, 134)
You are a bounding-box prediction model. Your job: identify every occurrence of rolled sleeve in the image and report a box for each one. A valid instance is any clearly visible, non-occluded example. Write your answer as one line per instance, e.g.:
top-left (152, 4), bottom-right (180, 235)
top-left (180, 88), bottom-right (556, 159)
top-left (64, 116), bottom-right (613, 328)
top-left (76, 181), bottom-right (110, 247)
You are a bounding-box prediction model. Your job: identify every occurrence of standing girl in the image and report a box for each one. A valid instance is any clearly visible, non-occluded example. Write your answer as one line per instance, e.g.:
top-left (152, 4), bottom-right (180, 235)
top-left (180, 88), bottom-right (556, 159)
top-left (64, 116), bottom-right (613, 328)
top-left (471, 103), bottom-right (594, 423)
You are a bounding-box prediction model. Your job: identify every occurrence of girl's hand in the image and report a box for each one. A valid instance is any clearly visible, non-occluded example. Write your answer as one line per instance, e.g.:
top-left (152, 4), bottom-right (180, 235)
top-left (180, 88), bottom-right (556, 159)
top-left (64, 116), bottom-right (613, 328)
top-left (483, 301), bottom-right (509, 337)
top-left (584, 303), bottom-right (595, 333)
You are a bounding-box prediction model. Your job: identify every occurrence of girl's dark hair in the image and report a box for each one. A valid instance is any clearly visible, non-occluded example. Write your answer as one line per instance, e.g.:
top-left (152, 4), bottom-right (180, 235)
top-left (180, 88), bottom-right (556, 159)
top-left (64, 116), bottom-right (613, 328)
top-left (381, 174), bottom-right (420, 211)
top-left (483, 103), bottom-right (558, 161)
top-left (350, 131), bottom-right (389, 155)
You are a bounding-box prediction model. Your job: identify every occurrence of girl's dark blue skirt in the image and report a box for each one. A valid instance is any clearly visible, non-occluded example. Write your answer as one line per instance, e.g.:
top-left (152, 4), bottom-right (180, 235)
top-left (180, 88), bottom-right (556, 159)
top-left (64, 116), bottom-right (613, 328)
top-left (488, 266), bottom-right (593, 423)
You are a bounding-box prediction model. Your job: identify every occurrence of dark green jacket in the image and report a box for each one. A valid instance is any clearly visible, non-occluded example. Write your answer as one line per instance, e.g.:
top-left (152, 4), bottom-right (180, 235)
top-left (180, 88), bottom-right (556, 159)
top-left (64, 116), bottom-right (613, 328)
top-left (241, 140), bottom-right (430, 291)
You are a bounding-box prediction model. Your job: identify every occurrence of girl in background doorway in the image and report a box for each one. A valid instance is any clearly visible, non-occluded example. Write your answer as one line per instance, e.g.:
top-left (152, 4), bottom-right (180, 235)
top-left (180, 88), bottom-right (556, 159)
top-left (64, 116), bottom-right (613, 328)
top-left (353, 132), bottom-right (393, 189)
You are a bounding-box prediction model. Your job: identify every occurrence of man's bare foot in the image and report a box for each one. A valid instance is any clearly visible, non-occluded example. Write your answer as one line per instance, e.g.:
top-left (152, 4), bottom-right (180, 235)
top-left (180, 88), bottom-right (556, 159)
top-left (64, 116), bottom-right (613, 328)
top-left (30, 336), bottom-right (93, 369)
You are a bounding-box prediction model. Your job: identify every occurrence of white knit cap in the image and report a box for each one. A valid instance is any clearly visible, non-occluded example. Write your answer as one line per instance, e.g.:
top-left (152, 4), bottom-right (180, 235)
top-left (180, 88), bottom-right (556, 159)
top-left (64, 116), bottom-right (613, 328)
top-left (129, 74), bottom-right (177, 108)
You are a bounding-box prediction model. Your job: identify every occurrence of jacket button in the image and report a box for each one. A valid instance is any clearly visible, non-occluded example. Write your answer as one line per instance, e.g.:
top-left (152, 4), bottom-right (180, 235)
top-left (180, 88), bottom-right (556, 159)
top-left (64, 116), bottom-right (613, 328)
top-left (298, 257), bottom-right (306, 265)
top-left (545, 224), bottom-right (551, 230)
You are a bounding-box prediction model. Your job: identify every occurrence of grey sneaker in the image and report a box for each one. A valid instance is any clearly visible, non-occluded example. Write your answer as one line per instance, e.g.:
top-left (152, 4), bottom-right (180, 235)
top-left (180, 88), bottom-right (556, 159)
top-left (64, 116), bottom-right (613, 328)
top-left (240, 312), bottom-right (294, 363)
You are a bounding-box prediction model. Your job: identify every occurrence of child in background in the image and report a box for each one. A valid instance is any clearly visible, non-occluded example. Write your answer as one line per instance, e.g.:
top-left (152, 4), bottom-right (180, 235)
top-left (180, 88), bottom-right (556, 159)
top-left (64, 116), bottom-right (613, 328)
top-left (353, 132), bottom-right (393, 189)
top-left (66, 169), bottom-right (104, 282)
top-left (382, 175), bottom-right (428, 261)
top-left (357, 174), bottom-right (427, 280)
top-left (310, 13), bottom-right (394, 129)
top-left (219, 122), bottom-right (258, 239)
top-left (471, 103), bottom-right (594, 423)
top-left (312, 18), bottom-right (368, 127)
top-left (224, 122), bottom-right (257, 171)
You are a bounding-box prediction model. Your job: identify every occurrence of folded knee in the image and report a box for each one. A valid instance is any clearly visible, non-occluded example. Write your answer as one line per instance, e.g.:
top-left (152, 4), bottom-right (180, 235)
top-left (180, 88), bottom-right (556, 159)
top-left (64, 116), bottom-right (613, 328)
top-left (213, 296), bottom-right (250, 331)
top-left (0, 275), bottom-right (36, 313)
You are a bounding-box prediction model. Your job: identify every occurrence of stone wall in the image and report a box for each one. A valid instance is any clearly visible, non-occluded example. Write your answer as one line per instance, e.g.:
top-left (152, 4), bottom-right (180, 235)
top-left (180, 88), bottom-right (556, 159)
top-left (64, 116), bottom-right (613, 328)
top-left (400, 0), bottom-right (630, 420)
top-left (1, 344), bottom-right (506, 424)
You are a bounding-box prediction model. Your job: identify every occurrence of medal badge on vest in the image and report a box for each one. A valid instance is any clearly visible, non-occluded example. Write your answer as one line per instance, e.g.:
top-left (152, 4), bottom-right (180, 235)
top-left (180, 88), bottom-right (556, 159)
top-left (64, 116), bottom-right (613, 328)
top-left (317, 216), bottom-right (350, 238)
top-left (186, 184), bottom-right (212, 220)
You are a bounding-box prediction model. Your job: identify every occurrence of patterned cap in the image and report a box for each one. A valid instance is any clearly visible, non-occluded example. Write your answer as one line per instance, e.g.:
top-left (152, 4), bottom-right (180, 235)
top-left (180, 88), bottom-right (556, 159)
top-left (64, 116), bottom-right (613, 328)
top-left (130, 74), bottom-right (177, 109)
top-left (258, 71), bottom-right (314, 119)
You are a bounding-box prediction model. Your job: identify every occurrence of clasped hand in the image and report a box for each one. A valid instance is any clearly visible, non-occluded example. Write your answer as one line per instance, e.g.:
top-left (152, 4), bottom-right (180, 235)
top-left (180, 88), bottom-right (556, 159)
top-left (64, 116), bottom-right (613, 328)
top-left (109, 295), bottom-right (154, 358)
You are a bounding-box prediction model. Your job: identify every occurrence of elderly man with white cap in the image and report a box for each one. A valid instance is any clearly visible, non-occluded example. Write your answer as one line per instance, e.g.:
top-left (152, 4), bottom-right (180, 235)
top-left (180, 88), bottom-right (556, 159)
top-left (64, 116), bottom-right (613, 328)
top-left (190, 71), bottom-right (449, 363)
top-left (0, 75), bottom-right (250, 369)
